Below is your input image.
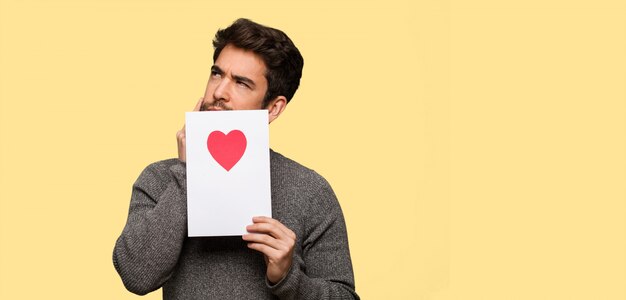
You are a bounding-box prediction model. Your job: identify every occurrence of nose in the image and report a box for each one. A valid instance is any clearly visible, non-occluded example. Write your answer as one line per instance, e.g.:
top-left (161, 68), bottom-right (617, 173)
top-left (212, 78), bottom-right (230, 102)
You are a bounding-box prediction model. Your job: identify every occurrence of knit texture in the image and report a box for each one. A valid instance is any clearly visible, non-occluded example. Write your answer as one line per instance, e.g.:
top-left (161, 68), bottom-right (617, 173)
top-left (113, 150), bottom-right (359, 299)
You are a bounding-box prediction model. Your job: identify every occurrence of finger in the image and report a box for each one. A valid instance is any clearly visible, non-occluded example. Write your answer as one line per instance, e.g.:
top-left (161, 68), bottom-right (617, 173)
top-left (193, 97), bottom-right (203, 111)
top-left (252, 217), bottom-right (296, 240)
top-left (177, 129), bottom-right (186, 143)
top-left (246, 223), bottom-right (291, 241)
top-left (246, 242), bottom-right (281, 258)
top-left (247, 225), bottom-right (295, 251)
top-left (242, 233), bottom-right (284, 250)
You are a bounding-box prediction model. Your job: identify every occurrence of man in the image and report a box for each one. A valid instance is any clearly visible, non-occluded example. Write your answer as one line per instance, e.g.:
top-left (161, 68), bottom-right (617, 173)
top-left (113, 18), bottom-right (359, 299)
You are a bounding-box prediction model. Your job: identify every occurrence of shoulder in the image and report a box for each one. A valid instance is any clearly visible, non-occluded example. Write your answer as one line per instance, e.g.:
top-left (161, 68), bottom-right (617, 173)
top-left (134, 158), bottom-right (186, 190)
top-left (270, 150), bottom-right (340, 214)
top-left (270, 150), bottom-right (330, 191)
top-left (143, 158), bottom-right (184, 174)
top-left (270, 151), bottom-right (347, 242)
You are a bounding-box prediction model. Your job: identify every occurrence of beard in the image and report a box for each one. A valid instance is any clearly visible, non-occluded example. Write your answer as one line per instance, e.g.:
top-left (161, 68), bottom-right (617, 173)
top-left (200, 100), bottom-right (232, 111)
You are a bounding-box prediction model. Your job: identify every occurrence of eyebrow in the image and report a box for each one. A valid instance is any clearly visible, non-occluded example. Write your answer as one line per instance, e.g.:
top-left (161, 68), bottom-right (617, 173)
top-left (211, 65), bottom-right (224, 75)
top-left (211, 65), bottom-right (257, 88)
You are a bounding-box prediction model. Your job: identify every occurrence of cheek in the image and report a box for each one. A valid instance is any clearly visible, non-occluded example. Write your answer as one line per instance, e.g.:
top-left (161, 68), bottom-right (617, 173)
top-left (235, 95), bottom-right (265, 110)
top-left (204, 81), bottom-right (215, 94)
top-left (204, 82), bottom-right (223, 100)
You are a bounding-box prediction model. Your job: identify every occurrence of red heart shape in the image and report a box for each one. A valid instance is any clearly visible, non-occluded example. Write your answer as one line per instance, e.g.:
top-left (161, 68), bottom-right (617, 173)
top-left (206, 130), bottom-right (247, 171)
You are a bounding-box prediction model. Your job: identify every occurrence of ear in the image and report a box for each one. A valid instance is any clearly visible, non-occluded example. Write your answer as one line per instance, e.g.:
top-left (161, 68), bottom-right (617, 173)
top-left (265, 96), bottom-right (288, 124)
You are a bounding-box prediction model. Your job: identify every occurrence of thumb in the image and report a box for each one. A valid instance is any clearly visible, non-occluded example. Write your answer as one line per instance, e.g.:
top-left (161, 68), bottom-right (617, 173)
top-left (193, 97), bottom-right (204, 111)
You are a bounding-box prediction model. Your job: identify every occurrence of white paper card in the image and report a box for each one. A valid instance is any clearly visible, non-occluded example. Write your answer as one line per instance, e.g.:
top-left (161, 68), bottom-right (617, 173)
top-left (185, 110), bottom-right (271, 237)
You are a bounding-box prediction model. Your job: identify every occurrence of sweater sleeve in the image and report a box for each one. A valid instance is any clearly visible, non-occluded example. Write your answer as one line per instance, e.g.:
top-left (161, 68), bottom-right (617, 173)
top-left (113, 161), bottom-right (188, 295)
top-left (268, 180), bottom-right (360, 300)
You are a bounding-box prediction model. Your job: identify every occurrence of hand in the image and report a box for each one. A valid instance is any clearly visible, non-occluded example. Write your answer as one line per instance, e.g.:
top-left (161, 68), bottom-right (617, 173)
top-left (242, 216), bottom-right (296, 284)
top-left (176, 97), bottom-right (204, 162)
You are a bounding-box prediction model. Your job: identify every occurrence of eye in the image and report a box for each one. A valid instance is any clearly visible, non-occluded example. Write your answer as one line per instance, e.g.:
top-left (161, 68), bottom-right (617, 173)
top-left (236, 81), bottom-right (250, 89)
top-left (211, 71), bottom-right (222, 78)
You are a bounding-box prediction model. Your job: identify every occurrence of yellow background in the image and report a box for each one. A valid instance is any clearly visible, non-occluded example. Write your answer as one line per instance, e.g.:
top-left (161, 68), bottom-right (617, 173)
top-left (1, 0), bottom-right (624, 299)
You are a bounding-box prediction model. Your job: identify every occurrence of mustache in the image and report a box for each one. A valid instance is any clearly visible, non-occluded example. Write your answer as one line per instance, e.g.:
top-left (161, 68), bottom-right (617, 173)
top-left (200, 101), bottom-right (232, 111)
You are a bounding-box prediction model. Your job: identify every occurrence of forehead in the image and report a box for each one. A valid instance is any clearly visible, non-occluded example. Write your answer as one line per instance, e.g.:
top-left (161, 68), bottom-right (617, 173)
top-left (215, 44), bottom-right (267, 81)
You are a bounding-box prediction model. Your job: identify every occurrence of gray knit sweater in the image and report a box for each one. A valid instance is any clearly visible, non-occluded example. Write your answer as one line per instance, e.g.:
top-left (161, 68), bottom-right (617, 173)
top-left (113, 150), bottom-right (358, 299)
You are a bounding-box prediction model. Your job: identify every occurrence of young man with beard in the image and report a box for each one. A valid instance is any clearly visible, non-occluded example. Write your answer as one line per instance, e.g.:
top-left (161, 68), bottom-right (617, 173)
top-left (113, 18), bottom-right (359, 299)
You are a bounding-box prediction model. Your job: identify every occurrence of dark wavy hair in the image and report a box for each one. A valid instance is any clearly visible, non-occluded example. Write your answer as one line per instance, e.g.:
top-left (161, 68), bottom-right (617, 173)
top-left (212, 18), bottom-right (304, 106)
